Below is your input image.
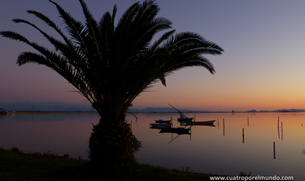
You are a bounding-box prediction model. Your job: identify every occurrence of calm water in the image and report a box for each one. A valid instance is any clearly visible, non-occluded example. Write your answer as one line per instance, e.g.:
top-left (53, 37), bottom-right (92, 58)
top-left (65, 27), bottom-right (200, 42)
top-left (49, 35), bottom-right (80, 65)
top-left (0, 112), bottom-right (304, 179)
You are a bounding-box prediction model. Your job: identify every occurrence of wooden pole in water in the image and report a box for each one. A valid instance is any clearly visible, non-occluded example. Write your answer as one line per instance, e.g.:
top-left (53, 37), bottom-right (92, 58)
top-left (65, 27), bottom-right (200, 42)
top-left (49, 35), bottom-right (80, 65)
top-left (281, 122), bottom-right (283, 140)
top-left (223, 118), bottom-right (225, 136)
top-left (217, 118), bottom-right (219, 129)
top-left (242, 128), bottom-right (245, 143)
top-left (247, 117), bottom-right (249, 127)
top-left (273, 142), bottom-right (276, 159)
top-left (277, 117), bottom-right (280, 139)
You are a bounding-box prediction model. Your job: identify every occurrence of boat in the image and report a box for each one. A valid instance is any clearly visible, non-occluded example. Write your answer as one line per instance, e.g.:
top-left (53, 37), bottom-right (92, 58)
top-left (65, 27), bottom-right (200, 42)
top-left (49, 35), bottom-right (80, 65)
top-left (177, 114), bottom-right (193, 122)
top-left (150, 116), bottom-right (173, 129)
top-left (159, 127), bottom-right (191, 135)
top-left (155, 119), bottom-right (171, 123)
top-left (150, 123), bottom-right (172, 129)
top-left (184, 120), bottom-right (216, 126)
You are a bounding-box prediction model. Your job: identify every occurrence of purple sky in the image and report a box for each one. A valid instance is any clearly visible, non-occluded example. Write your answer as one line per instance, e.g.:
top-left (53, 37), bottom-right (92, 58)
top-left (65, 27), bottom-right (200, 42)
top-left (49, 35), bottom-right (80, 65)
top-left (2, 0), bottom-right (305, 111)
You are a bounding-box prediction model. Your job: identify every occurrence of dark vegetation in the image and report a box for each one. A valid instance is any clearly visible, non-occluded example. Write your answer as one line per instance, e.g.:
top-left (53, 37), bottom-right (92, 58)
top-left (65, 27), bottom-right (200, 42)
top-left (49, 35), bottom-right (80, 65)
top-left (0, 147), bottom-right (212, 181)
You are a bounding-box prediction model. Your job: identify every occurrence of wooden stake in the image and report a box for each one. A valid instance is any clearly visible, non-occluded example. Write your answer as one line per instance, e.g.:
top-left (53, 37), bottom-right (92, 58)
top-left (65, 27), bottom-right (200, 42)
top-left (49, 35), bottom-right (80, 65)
top-left (273, 142), bottom-right (276, 159)
top-left (281, 122), bottom-right (283, 140)
top-left (223, 118), bottom-right (225, 136)
top-left (277, 117), bottom-right (280, 139)
top-left (242, 128), bottom-right (245, 143)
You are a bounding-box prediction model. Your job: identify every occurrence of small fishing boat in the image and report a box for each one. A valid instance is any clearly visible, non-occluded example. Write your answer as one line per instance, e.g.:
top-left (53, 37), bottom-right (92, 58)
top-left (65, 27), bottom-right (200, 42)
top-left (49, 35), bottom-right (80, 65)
top-left (184, 120), bottom-right (216, 126)
top-left (177, 115), bottom-right (193, 122)
top-left (150, 123), bottom-right (172, 129)
top-left (155, 119), bottom-right (171, 123)
top-left (150, 116), bottom-right (172, 129)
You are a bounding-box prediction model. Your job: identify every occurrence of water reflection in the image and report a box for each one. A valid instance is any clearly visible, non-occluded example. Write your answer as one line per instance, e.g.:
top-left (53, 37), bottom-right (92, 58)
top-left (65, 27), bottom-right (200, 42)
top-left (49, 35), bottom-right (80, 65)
top-left (134, 113), bottom-right (305, 180)
top-left (0, 112), bottom-right (305, 179)
top-left (159, 127), bottom-right (191, 135)
top-left (0, 113), bottom-right (100, 159)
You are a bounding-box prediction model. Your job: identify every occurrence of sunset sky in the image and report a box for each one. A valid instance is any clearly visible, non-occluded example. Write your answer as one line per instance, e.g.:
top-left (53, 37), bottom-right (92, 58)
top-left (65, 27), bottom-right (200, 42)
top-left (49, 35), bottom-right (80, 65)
top-left (2, 0), bottom-right (305, 111)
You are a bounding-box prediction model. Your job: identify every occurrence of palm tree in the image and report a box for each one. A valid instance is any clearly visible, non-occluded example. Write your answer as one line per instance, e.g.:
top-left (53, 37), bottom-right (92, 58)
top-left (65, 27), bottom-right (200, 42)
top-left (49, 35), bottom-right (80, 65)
top-left (1, 0), bottom-right (223, 174)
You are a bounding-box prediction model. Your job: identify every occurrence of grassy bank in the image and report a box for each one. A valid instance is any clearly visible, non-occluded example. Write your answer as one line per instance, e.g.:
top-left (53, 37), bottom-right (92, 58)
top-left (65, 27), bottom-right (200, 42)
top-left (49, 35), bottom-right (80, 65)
top-left (0, 147), bottom-right (212, 181)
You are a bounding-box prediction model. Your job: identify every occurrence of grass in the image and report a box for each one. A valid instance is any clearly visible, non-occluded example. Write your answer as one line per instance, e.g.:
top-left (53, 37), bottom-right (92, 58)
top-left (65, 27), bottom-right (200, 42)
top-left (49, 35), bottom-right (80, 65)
top-left (0, 147), bottom-right (213, 181)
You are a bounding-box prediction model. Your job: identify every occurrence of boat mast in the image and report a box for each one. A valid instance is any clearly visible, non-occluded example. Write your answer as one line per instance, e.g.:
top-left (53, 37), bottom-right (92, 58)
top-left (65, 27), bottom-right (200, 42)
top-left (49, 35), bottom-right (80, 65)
top-left (168, 103), bottom-right (188, 118)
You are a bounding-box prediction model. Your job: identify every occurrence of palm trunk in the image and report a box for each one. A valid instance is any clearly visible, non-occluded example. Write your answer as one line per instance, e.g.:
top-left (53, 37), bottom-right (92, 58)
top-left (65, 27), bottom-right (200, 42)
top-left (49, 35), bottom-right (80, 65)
top-left (88, 116), bottom-right (134, 175)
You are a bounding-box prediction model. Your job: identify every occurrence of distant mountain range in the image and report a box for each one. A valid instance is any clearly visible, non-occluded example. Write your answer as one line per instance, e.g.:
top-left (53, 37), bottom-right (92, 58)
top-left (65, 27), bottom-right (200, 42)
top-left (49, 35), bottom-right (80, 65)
top-left (1, 101), bottom-right (305, 113)
top-left (0, 102), bottom-right (202, 113)
top-left (129, 107), bottom-right (204, 113)
top-left (0, 101), bottom-right (95, 112)
top-left (131, 108), bottom-right (305, 113)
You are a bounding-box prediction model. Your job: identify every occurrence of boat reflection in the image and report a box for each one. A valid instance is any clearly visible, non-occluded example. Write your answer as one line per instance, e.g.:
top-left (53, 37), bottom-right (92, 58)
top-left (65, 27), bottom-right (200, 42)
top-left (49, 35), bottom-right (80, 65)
top-left (159, 127), bottom-right (191, 135)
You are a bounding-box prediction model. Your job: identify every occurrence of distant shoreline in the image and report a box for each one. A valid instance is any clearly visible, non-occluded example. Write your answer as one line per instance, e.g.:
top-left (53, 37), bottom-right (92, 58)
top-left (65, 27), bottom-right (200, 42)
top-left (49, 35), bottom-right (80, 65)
top-left (2, 111), bottom-right (97, 115)
top-left (2, 111), bottom-right (238, 115)
top-left (1, 111), bottom-right (253, 115)
top-left (1, 110), bottom-right (304, 115)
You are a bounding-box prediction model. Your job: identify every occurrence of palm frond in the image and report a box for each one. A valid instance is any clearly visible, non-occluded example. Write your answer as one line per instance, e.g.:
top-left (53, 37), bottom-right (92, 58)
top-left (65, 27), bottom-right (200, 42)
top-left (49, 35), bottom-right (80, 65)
top-left (151, 30), bottom-right (175, 50)
top-left (79, 0), bottom-right (102, 61)
top-left (115, 2), bottom-right (140, 40)
top-left (26, 10), bottom-right (75, 51)
top-left (18, 52), bottom-right (93, 100)
top-left (0, 31), bottom-right (30, 44)
top-left (133, 0), bottom-right (159, 26)
top-left (111, 5), bottom-right (117, 26)
top-left (49, 1), bottom-right (87, 49)
top-left (13, 18), bottom-right (66, 52)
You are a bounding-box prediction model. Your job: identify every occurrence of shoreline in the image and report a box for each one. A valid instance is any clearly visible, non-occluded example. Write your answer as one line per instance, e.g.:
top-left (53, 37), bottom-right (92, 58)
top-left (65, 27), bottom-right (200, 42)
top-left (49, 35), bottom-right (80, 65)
top-left (2, 111), bottom-right (98, 115)
top-left (0, 147), bottom-right (213, 180)
top-left (1, 110), bottom-right (302, 115)
top-left (2, 111), bottom-right (245, 115)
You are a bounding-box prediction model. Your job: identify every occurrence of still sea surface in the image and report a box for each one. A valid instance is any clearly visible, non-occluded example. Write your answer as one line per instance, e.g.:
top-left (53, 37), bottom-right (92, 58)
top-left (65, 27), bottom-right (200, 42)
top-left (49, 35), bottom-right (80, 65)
top-left (0, 112), bottom-right (304, 179)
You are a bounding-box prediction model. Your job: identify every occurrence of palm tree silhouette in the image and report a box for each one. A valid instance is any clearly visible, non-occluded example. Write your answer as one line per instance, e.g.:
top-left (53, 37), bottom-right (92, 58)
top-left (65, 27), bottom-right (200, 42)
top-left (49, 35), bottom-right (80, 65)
top-left (1, 0), bottom-right (223, 175)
